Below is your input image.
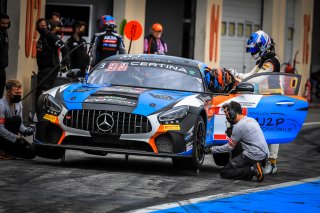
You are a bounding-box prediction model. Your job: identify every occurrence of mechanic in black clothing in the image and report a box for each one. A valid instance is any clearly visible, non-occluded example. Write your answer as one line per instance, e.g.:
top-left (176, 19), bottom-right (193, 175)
top-left (202, 101), bottom-right (269, 182)
top-left (66, 21), bottom-right (89, 76)
top-left (0, 13), bottom-right (10, 99)
top-left (35, 18), bottom-right (69, 101)
top-left (91, 15), bottom-right (126, 66)
top-left (0, 80), bottom-right (35, 160)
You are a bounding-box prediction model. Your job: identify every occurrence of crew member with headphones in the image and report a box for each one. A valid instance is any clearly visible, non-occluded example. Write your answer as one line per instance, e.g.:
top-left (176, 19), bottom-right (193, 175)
top-left (202, 101), bottom-right (269, 182)
top-left (35, 18), bottom-right (69, 101)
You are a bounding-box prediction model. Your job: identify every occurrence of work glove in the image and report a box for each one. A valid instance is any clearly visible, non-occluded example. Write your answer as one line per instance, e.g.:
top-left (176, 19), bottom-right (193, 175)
top-left (200, 144), bottom-right (212, 154)
top-left (60, 65), bottom-right (69, 73)
top-left (22, 127), bottom-right (34, 136)
top-left (225, 127), bottom-right (233, 138)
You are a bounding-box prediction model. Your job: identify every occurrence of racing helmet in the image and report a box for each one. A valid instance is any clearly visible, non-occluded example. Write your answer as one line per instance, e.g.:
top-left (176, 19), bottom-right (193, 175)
top-left (205, 68), bottom-right (238, 93)
top-left (246, 30), bottom-right (272, 59)
top-left (100, 15), bottom-right (116, 30)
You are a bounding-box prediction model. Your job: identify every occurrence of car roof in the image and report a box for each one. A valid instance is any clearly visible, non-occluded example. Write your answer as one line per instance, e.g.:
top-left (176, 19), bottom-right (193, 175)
top-left (105, 54), bottom-right (206, 68)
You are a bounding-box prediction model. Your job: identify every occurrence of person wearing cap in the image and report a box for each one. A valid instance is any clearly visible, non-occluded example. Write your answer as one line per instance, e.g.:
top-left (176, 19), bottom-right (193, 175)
top-left (144, 23), bottom-right (167, 54)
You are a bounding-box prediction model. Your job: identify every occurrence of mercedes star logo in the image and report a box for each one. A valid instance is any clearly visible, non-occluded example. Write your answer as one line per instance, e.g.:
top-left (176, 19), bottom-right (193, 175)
top-left (96, 113), bottom-right (114, 132)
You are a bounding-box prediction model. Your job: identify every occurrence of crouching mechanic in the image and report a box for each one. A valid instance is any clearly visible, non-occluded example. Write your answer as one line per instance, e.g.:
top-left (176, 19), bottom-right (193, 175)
top-left (202, 101), bottom-right (269, 182)
top-left (0, 80), bottom-right (35, 159)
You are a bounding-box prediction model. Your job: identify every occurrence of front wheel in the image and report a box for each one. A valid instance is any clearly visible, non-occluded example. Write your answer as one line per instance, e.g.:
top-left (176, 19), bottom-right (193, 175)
top-left (172, 115), bottom-right (206, 170)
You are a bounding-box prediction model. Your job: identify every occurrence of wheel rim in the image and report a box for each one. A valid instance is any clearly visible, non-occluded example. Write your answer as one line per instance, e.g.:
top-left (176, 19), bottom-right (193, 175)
top-left (195, 121), bottom-right (205, 163)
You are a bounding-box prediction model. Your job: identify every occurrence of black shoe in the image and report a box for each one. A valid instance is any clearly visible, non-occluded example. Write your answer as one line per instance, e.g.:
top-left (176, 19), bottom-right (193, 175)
top-left (253, 162), bottom-right (264, 182)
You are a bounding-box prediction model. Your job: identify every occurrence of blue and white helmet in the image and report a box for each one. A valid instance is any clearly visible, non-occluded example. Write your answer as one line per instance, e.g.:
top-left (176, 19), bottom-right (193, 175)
top-left (246, 30), bottom-right (272, 59)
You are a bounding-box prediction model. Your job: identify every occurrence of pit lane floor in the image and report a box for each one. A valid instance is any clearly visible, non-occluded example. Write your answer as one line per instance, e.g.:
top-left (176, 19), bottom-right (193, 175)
top-left (0, 108), bottom-right (319, 213)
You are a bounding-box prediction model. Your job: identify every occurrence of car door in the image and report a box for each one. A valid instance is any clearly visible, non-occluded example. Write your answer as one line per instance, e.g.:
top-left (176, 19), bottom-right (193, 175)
top-left (210, 72), bottom-right (308, 145)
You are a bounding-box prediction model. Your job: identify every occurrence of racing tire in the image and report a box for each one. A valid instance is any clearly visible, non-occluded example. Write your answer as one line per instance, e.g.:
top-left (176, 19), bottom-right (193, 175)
top-left (172, 116), bottom-right (206, 170)
top-left (36, 146), bottom-right (65, 159)
top-left (213, 142), bottom-right (243, 166)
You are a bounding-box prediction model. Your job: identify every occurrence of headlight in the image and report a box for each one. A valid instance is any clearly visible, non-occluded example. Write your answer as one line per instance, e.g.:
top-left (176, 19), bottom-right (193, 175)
top-left (44, 95), bottom-right (62, 115)
top-left (158, 105), bottom-right (189, 124)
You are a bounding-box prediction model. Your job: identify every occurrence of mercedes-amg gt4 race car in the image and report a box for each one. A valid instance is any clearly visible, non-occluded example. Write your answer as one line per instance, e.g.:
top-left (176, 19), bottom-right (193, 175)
top-left (34, 54), bottom-right (308, 169)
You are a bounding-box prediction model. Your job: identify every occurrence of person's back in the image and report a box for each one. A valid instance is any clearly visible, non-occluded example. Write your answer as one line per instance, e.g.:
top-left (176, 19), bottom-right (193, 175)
top-left (232, 116), bottom-right (269, 161)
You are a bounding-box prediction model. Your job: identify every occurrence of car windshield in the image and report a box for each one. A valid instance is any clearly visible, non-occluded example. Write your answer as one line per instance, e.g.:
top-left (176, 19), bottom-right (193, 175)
top-left (87, 60), bottom-right (204, 92)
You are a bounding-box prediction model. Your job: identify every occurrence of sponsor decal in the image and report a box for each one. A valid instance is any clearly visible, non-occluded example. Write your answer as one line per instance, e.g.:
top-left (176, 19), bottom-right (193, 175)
top-left (106, 62), bottom-right (128, 71)
top-left (0, 117), bottom-right (5, 124)
top-left (184, 132), bottom-right (194, 141)
top-left (149, 93), bottom-right (173, 100)
top-left (163, 125), bottom-right (181, 131)
top-left (129, 61), bottom-right (187, 73)
top-left (43, 114), bottom-right (57, 123)
top-left (186, 141), bottom-right (193, 151)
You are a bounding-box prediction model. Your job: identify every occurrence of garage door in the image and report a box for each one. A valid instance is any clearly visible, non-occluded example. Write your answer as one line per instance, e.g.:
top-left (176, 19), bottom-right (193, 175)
top-left (220, 0), bottom-right (262, 73)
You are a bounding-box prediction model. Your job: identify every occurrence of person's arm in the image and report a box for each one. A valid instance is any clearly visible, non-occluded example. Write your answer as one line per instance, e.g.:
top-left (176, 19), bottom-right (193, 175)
top-left (228, 66), bottom-right (259, 80)
top-left (164, 42), bottom-right (168, 53)
top-left (143, 38), bottom-right (148, 53)
top-left (48, 33), bottom-right (69, 68)
top-left (210, 138), bottom-right (237, 154)
top-left (118, 36), bottom-right (126, 54)
top-left (18, 103), bottom-right (28, 133)
top-left (0, 103), bottom-right (19, 142)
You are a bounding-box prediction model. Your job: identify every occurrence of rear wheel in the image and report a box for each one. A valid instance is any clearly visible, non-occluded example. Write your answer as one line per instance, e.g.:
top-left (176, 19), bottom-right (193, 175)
top-left (36, 146), bottom-right (65, 159)
top-left (172, 115), bottom-right (206, 170)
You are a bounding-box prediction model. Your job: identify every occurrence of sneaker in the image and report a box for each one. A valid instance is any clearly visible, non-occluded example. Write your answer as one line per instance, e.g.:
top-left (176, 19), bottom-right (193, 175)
top-left (253, 162), bottom-right (264, 182)
top-left (263, 161), bottom-right (277, 174)
top-left (0, 150), bottom-right (15, 160)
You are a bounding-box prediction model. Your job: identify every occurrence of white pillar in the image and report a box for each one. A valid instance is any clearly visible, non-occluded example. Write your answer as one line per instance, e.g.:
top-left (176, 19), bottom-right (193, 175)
top-left (292, 0), bottom-right (314, 95)
top-left (113, 0), bottom-right (146, 54)
top-left (194, 0), bottom-right (223, 68)
top-left (262, 0), bottom-right (286, 64)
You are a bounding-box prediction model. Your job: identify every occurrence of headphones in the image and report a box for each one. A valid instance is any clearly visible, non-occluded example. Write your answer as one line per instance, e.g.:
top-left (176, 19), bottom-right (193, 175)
top-left (223, 102), bottom-right (237, 124)
top-left (36, 18), bottom-right (52, 32)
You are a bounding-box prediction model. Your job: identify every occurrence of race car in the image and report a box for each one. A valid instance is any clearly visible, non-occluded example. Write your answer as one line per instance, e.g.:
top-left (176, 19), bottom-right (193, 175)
top-left (34, 54), bottom-right (308, 170)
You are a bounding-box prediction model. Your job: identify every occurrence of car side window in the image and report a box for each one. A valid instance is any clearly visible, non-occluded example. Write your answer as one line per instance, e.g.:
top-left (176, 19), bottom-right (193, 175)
top-left (242, 73), bottom-right (301, 95)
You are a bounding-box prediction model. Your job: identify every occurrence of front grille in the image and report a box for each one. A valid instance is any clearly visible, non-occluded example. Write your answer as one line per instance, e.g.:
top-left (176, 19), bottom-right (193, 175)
top-left (63, 110), bottom-right (152, 134)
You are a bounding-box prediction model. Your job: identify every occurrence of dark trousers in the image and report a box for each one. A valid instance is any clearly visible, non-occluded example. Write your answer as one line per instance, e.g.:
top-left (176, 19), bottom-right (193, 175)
top-left (36, 67), bottom-right (59, 101)
top-left (220, 154), bottom-right (263, 181)
top-left (0, 137), bottom-right (35, 159)
top-left (0, 69), bottom-right (5, 99)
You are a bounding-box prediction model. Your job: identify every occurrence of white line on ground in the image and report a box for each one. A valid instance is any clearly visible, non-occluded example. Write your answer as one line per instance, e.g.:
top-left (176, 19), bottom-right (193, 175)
top-left (131, 176), bottom-right (320, 213)
top-left (303, 122), bottom-right (320, 126)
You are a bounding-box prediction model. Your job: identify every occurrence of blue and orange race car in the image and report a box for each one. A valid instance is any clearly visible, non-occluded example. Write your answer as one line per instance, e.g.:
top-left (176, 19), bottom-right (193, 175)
top-left (34, 54), bottom-right (308, 170)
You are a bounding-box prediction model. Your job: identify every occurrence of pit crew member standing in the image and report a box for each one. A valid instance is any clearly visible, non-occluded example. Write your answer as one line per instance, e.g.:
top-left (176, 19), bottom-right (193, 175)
top-left (35, 18), bottom-right (69, 101)
top-left (92, 15), bottom-right (126, 66)
top-left (144, 23), bottom-right (168, 54)
top-left (202, 101), bottom-right (269, 182)
top-left (0, 13), bottom-right (10, 99)
top-left (66, 21), bottom-right (89, 76)
top-left (228, 30), bottom-right (280, 174)
top-left (0, 80), bottom-right (35, 159)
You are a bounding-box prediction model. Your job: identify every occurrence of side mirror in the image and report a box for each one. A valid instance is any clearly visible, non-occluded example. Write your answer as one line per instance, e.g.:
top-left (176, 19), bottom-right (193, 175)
top-left (66, 69), bottom-right (82, 78)
top-left (234, 82), bottom-right (254, 93)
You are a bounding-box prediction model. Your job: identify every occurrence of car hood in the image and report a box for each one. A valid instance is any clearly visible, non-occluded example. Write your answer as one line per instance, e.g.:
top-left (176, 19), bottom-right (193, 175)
top-left (60, 83), bottom-right (196, 116)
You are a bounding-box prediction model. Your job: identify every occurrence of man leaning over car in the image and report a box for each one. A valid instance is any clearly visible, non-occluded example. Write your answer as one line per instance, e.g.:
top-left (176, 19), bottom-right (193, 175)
top-left (202, 101), bottom-right (269, 182)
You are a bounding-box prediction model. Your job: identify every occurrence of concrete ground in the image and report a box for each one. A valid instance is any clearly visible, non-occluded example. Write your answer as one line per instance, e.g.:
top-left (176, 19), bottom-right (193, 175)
top-left (0, 108), bottom-right (319, 213)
